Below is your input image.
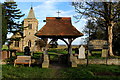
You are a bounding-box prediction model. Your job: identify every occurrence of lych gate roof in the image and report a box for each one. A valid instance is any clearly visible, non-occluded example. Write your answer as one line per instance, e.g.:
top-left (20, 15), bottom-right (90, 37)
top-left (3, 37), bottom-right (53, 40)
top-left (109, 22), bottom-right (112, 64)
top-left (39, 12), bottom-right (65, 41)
top-left (35, 17), bottom-right (83, 38)
top-left (27, 7), bottom-right (36, 19)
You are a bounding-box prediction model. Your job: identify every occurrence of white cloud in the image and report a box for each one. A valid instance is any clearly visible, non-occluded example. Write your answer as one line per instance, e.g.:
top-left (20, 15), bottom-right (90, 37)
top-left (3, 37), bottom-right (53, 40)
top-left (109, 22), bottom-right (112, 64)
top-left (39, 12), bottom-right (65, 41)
top-left (33, 1), bottom-right (58, 29)
top-left (34, 1), bottom-right (57, 17)
top-left (31, 2), bottom-right (87, 45)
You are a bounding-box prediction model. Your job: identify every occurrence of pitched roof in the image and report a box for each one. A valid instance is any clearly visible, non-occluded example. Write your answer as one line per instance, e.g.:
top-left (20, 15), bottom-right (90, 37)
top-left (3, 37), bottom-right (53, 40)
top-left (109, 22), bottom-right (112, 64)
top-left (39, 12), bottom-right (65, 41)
top-left (27, 7), bottom-right (36, 19)
top-left (10, 32), bottom-right (23, 40)
top-left (35, 17), bottom-right (83, 38)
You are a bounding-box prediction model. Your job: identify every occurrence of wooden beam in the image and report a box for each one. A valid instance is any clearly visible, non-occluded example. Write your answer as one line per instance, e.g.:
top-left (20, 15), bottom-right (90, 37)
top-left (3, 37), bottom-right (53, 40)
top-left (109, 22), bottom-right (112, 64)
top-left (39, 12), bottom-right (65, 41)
top-left (60, 38), bottom-right (68, 45)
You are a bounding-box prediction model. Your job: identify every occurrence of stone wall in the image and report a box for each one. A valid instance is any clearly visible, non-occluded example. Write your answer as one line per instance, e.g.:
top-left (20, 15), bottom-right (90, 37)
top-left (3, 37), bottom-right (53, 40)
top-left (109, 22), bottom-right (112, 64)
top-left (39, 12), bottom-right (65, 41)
top-left (77, 59), bottom-right (120, 65)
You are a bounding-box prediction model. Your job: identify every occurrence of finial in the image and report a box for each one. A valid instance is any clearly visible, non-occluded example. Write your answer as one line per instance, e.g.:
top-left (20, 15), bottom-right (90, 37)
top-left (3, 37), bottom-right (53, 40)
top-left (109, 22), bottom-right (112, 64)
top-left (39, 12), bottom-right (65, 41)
top-left (56, 10), bottom-right (61, 17)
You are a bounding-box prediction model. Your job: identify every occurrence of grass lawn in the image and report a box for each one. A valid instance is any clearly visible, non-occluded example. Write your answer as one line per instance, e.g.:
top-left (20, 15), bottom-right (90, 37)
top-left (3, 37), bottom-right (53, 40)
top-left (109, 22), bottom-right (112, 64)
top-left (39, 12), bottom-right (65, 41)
top-left (2, 64), bottom-right (120, 79)
top-left (2, 48), bottom-right (120, 79)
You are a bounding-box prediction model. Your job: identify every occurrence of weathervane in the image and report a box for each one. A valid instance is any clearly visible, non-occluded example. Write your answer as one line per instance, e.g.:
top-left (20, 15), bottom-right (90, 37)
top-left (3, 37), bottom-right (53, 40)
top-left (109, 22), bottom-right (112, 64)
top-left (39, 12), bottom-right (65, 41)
top-left (56, 10), bottom-right (61, 17)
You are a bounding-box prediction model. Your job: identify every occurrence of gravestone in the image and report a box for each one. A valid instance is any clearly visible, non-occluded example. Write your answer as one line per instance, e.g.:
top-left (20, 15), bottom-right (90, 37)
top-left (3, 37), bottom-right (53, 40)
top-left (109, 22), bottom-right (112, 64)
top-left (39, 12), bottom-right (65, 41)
top-left (101, 49), bottom-right (108, 57)
top-left (24, 46), bottom-right (30, 56)
top-left (78, 45), bottom-right (85, 59)
top-left (9, 50), bottom-right (17, 57)
top-left (88, 40), bottom-right (108, 57)
top-left (2, 50), bottom-right (10, 60)
top-left (88, 50), bottom-right (92, 56)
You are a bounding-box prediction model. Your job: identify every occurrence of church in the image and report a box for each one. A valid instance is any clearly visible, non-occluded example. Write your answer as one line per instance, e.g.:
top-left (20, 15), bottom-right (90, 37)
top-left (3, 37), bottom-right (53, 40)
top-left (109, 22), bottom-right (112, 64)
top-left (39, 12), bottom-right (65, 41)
top-left (9, 7), bottom-right (40, 52)
top-left (9, 6), bottom-right (83, 53)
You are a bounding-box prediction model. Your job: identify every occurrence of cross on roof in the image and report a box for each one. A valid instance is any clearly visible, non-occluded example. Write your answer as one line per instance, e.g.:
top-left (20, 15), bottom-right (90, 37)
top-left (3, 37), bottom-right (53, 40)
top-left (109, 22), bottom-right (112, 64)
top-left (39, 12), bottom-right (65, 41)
top-left (56, 10), bottom-right (61, 17)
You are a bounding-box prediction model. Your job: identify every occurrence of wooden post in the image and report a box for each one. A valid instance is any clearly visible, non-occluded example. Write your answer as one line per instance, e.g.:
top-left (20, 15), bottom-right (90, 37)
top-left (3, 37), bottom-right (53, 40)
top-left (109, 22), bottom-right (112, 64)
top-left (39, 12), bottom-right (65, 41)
top-left (68, 45), bottom-right (72, 54)
top-left (68, 38), bottom-right (73, 54)
top-left (68, 38), bottom-right (78, 67)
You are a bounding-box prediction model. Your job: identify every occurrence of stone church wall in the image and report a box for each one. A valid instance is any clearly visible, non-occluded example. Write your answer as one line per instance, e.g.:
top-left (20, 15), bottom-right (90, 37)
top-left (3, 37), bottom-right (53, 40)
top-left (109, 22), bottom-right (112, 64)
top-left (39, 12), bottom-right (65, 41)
top-left (9, 40), bottom-right (23, 52)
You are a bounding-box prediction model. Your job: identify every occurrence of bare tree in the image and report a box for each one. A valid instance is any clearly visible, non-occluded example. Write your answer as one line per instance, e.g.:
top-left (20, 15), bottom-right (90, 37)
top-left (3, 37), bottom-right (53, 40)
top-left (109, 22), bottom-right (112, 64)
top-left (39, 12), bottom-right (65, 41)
top-left (72, 2), bottom-right (120, 56)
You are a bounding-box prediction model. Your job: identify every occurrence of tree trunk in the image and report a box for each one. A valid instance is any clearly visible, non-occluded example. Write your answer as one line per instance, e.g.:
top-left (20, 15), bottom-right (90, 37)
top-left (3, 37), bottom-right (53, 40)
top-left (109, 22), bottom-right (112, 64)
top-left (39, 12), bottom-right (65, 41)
top-left (108, 22), bottom-right (114, 56)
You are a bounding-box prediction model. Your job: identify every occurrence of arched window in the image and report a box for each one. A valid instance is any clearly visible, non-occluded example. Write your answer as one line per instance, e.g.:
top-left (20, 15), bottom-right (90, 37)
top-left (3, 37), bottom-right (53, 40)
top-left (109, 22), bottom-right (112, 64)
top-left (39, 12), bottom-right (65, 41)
top-left (28, 40), bottom-right (31, 47)
top-left (15, 41), bottom-right (19, 47)
top-left (28, 24), bottom-right (32, 29)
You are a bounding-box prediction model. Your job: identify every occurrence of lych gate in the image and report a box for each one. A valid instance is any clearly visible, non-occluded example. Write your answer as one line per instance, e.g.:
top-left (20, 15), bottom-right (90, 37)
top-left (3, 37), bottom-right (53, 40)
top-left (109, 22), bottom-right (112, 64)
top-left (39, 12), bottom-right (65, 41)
top-left (35, 17), bottom-right (83, 68)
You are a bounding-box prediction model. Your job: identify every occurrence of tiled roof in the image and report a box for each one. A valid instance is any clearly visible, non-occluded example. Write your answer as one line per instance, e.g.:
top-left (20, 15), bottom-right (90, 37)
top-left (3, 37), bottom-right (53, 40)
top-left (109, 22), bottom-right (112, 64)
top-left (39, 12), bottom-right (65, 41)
top-left (35, 17), bottom-right (83, 38)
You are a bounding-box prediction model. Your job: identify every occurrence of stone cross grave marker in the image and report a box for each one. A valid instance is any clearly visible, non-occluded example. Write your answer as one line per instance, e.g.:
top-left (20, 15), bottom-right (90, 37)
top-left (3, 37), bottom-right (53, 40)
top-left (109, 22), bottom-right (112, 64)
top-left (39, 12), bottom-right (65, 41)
top-left (78, 45), bottom-right (85, 59)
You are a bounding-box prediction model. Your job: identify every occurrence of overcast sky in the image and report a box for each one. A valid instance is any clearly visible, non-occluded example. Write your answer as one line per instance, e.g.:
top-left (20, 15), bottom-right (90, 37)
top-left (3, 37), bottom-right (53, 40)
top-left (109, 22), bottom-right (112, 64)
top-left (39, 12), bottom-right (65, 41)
top-left (1, 0), bottom-right (88, 45)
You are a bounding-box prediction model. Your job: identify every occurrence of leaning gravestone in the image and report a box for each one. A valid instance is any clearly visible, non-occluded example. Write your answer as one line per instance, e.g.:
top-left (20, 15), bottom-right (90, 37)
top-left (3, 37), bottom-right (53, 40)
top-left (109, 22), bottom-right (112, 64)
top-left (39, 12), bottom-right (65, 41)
top-left (78, 45), bottom-right (85, 59)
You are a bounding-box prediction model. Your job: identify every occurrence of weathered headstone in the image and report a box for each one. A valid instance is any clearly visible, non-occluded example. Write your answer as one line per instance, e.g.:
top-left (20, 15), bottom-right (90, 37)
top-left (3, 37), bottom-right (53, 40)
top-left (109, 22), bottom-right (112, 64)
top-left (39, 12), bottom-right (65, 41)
top-left (78, 45), bottom-right (85, 59)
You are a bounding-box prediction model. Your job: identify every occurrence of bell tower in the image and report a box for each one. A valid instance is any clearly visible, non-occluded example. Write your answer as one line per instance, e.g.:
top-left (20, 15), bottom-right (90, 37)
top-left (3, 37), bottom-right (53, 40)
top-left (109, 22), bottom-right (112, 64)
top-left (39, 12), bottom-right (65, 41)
top-left (23, 7), bottom-right (38, 51)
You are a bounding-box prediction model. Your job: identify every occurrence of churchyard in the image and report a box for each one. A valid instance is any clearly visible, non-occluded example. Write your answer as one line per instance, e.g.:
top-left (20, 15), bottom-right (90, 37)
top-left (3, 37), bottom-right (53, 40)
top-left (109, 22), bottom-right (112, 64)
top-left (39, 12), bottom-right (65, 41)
top-left (1, 1), bottom-right (120, 79)
top-left (1, 39), bottom-right (120, 80)
top-left (1, 46), bottom-right (120, 79)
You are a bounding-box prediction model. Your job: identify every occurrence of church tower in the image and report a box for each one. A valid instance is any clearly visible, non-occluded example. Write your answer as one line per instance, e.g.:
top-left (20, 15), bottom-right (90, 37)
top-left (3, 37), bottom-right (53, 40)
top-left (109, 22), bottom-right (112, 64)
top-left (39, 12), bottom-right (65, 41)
top-left (23, 7), bottom-right (38, 51)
